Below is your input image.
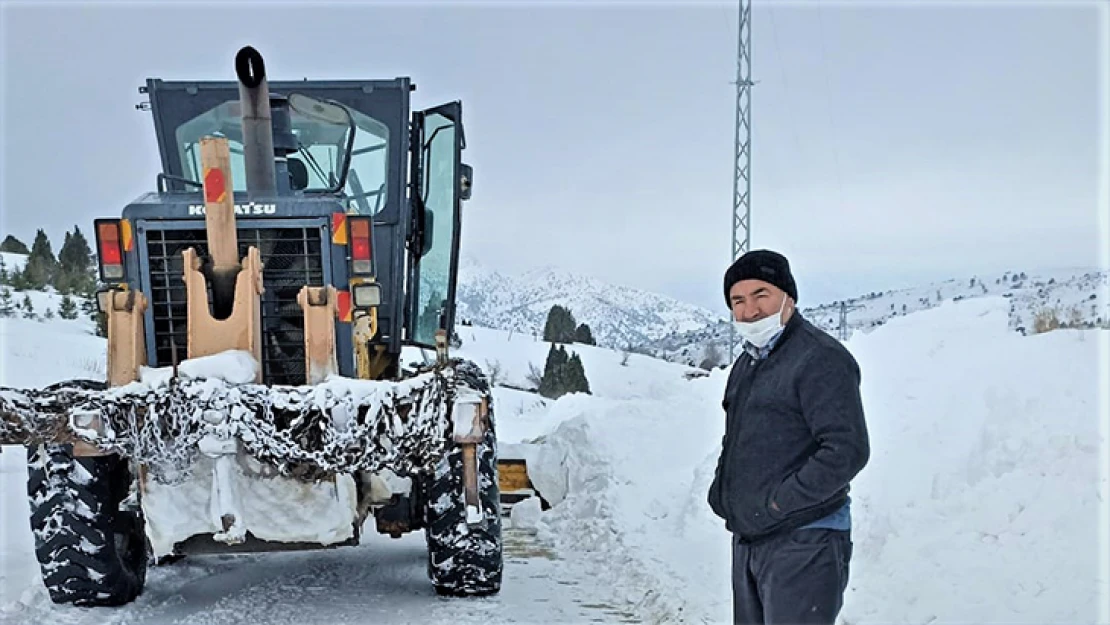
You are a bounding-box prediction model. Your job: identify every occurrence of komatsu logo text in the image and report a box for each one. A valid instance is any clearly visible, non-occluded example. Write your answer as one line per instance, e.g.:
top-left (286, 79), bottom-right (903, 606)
top-left (187, 202), bottom-right (277, 216)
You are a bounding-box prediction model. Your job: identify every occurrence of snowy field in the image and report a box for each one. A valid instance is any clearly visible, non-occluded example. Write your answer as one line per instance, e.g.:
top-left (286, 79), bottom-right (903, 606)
top-left (1, 282), bottom-right (1108, 624)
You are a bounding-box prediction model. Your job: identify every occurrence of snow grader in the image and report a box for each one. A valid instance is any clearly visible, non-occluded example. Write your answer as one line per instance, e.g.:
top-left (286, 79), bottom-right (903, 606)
top-left (0, 46), bottom-right (505, 606)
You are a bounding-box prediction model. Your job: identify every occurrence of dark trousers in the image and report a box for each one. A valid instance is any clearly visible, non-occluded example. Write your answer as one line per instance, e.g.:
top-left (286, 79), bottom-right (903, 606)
top-left (732, 528), bottom-right (853, 625)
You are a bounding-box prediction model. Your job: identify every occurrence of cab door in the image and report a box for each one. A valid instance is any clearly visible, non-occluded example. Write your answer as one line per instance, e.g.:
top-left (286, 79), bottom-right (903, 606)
top-left (406, 102), bottom-right (469, 348)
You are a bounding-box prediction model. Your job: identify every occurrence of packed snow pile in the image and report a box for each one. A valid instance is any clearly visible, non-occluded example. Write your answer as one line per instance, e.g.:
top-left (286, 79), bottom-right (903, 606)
top-left (138, 349), bottom-right (261, 386)
top-left (836, 298), bottom-right (1106, 623)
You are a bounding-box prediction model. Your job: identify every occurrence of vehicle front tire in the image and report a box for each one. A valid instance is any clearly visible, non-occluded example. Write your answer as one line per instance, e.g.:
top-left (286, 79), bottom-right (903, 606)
top-left (423, 360), bottom-right (503, 597)
top-left (26, 443), bottom-right (148, 607)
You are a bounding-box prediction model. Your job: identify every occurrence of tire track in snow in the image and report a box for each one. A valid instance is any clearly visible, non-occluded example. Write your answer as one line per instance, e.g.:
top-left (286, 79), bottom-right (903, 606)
top-left (3, 527), bottom-right (643, 625)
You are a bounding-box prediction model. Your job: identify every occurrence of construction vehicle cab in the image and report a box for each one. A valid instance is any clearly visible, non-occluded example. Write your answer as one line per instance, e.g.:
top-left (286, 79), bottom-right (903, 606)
top-left (114, 49), bottom-right (468, 382)
top-left (2, 46), bottom-right (503, 607)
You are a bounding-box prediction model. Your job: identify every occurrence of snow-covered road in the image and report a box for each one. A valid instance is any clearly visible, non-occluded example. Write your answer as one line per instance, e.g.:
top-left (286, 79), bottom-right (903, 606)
top-left (1, 450), bottom-right (643, 625)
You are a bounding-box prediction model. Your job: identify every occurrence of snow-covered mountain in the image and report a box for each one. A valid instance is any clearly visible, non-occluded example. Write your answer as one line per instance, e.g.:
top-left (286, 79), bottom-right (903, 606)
top-left (647, 267), bottom-right (1110, 367)
top-left (455, 256), bottom-right (724, 350)
top-left (457, 254), bottom-right (1106, 370)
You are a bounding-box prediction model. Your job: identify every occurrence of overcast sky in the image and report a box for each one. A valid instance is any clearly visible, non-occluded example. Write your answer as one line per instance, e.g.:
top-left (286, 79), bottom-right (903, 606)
top-left (1, 1), bottom-right (1105, 312)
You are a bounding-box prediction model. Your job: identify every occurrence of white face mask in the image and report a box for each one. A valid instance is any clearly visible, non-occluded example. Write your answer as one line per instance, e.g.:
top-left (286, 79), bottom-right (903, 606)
top-left (735, 295), bottom-right (787, 348)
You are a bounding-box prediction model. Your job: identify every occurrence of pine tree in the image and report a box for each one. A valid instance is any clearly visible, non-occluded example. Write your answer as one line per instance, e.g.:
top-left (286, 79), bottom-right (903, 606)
top-left (21, 294), bottom-right (35, 319)
top-left (573, 323), bottom-right (595, 345)
top-left (542, 306), bottom-right (560, 342)
top-left (542, 307), bottom-right (556, 342)
top-left (538, 344), bottom-right (568, 398)
top-left (538, 344), bottom-right (591, 398)
top-left (0, 256), bottom-right (8, 286)
top-left (0, 287), bottom-right (13, 317)
top-left (542, 305), bottom-right (577, 343)
top-left (43, 307), bottom-right (55, 320)
top-left (23, 229), bottom-right (58, 290)
top-left (566, 353), bottom-right (591, 394)
top-left (56, 226), bottom-right (96, 294)
top-left (0, 235), bottom-right (29, 254)
top-left (58, 294), bottom-right (79, 320)
top-left (7, 263), bottom-right (29, 290)
top-left (561, 309), bottom-right (577, 342)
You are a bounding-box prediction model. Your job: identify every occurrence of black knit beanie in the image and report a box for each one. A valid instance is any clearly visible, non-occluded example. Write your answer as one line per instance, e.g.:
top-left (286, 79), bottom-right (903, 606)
top-left (723, 249), bottom-right (798, 307)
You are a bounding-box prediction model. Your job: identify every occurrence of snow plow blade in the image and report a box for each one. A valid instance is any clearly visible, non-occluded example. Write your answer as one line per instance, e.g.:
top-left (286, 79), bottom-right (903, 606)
top-left (0, 358), bottom-right (478, 482)
top-left (497, 443), bottom-right (550, 514)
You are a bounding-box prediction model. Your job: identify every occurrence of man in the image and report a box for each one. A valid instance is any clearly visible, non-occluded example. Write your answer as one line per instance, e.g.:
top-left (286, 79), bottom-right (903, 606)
top-left (707, 249), bottom-right (870, 625)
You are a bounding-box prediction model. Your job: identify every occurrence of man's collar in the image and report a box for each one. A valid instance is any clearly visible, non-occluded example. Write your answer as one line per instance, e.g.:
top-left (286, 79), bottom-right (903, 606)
top-left (743, 330), bottom-right (784, 360)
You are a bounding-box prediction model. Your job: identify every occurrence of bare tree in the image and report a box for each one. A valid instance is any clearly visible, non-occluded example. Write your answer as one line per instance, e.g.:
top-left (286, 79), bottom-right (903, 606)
top-left (484, 359), bottom-right (504, 388)
top-left (525, 361), bottom-right (543, 389)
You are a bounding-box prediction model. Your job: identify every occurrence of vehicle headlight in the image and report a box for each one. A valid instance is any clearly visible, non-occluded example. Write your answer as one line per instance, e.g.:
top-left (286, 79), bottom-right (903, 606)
top-left (352, 283), bottom-right (381, 308)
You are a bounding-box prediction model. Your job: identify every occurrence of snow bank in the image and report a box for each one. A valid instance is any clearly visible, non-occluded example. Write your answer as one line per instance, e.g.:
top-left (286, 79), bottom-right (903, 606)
top-left (462, 298), bottom-right (1108, 623)
top-left (524, 394), bottom-right (731, 623)
top-left (1, 289), bottom-right (106, 608)
top-left (840, 298), bottom-right (1107, 623)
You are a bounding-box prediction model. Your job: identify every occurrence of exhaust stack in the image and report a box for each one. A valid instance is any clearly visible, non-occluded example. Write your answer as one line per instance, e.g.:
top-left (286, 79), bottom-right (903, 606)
top-left (235, 46), bottom-right (277, 195)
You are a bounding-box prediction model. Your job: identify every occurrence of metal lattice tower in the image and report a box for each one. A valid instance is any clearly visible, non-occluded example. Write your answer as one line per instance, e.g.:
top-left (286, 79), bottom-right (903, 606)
top-left (838, 302), bottom-right (864, 341)
top-left (729, 0), bottom-right (753, 361)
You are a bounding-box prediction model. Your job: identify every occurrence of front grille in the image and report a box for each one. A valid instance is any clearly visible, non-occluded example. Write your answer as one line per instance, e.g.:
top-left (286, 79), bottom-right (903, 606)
top-left (145, 227), bottom-right (325, 385)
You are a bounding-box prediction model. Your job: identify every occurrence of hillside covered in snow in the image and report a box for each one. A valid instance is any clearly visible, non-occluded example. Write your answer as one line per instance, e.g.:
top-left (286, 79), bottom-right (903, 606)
top-left (455, 256), bottom-right (724, 350)
top-left (648, 266), bottom-right (1109, 367)
top-left (451, 255), bottom-right (1109, 372)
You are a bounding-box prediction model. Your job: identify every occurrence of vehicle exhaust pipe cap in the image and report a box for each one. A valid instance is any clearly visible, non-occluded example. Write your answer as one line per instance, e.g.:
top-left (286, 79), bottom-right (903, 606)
top-left (235, 46), bottom-right (266, 89)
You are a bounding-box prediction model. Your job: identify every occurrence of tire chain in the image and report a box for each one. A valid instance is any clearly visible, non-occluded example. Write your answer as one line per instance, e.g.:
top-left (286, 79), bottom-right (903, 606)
top-left (0, 362), bottom-right (482, 484)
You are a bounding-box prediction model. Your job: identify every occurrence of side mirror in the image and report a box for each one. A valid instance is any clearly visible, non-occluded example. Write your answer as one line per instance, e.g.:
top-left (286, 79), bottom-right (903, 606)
top-left (459, 163), bottom-right (473, 201)
top-left (421, 209), bottom-right (435, 256)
